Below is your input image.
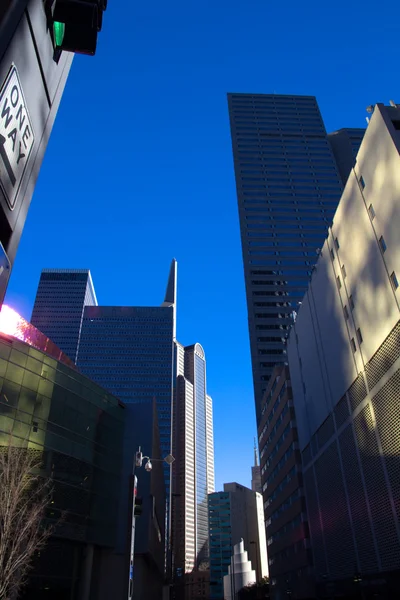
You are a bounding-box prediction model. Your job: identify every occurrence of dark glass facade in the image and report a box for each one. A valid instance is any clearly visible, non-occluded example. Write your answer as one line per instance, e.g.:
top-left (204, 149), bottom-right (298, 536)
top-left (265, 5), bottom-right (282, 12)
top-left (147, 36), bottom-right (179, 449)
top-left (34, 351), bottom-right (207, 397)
top-left (208, 492), bottom-right (232, 600)
top-left (0, 331), bottom-right (124, 599)
top-left (227, 94), bottom-right (363, 422)
top-left (31, 270), bottom-right (97, 363)
top-left (76, 305), bottom-right (175, 496)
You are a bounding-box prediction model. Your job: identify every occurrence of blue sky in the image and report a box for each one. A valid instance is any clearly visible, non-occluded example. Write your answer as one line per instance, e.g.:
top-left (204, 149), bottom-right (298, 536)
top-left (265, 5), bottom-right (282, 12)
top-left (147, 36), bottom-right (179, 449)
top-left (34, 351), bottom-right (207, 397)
top-left (5, 0), bottom-right (397, 490)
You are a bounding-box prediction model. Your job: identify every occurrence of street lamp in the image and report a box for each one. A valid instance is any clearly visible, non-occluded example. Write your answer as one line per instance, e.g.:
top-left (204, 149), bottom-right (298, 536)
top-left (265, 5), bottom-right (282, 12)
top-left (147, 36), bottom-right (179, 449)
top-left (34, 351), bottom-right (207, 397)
top-left (128, 446), bottom-right (175, 600)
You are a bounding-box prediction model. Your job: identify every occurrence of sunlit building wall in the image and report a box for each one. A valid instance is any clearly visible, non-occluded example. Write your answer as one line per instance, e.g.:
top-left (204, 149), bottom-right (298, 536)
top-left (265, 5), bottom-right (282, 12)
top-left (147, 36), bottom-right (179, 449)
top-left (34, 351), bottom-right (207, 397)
top-left (287, 102), bottom-right (400, 595)
top-left (172, 342), bottom-right (215, 580)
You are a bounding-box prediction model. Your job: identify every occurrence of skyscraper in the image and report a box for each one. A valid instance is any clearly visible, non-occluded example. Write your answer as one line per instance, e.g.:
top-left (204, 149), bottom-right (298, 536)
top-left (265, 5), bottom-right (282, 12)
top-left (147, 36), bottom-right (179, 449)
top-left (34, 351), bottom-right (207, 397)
top-left (287, 101), bottom-right (400, 597)
top-left (76, 261), bottom-right (177, 494)
top-left (31, 269), bottom-right (97, 362)
top-left (228, 93), bottom-right (363, 421)
top-left (208, 483), bottom-right (268, 600)
top-left (172, 342), bottom-right (215, 577)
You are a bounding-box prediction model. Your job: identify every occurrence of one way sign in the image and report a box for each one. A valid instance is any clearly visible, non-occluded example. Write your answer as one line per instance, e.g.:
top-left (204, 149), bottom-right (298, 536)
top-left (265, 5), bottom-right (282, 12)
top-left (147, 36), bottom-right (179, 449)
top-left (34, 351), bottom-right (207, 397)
top-left (0, 65), bottom-right (34, 211)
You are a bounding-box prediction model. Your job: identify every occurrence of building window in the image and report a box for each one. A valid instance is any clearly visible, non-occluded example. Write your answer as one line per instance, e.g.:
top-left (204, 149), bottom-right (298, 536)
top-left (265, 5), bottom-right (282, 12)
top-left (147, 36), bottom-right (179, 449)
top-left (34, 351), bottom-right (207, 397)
top-left (343, 305), bottom-right (349, 320)
top-left (341, 265), bottom-right (347, 279)
top-left (356, 328), bottom-right (363, 344)
top-left (32, 421), bottom-right (39, 433)
top-left (379, 236), bottom-right (387, 253)
top-left (335, 237), bottom-right (340, 250)
top-left (349, 295), bottom-right (355, 310)
top-left (359, 175), bottom-right (365, 190)
top-left (368, 204), bottom-right (375, 220)
top-left (390, 271), bottom-right (399, 290)
top-left (337, 276), bottom-right (342, 290)
top-left (351, 338), bottom-right (357, 353)
top-left (330, 248), bottom-right (335, 261)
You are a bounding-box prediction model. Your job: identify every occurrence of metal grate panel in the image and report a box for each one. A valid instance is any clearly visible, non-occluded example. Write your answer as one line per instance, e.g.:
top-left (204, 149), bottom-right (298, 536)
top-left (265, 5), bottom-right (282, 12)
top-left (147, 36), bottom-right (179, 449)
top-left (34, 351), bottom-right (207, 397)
top-left (365, 320), bottom-right (400, 391)
top-left (339, 425), bottom-right (378, 573)
top-left (304, 467), bottom-right (327, 577)
top-left (314, 441), bottom-right (355, 578)
top-left (317, 414), bottom-right (334, 449)
top-left (334, 395), bottom-right (349, 429)
top-left (353, 404), bottom-right (400, 571)
top-left (372, 369), bottom-right (400, 534)
top-left (348, 373), bottom-right (367, 413)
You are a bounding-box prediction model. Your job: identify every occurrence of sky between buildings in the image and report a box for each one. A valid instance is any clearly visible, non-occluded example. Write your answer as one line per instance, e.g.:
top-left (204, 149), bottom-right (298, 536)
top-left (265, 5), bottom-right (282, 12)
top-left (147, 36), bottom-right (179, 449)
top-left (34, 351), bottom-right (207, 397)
top-left (5, 0), bottom-right (397, 490)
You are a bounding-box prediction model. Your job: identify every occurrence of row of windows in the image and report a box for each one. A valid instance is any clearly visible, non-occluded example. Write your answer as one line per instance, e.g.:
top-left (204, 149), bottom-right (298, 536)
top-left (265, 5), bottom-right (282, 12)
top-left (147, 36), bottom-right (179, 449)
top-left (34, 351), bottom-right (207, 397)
top-left (266, 513), bottom-right (302, 546)
top-left (260, 403), bottom-right (289, 459)
top-left (264, 466), bottom-right (297, 510)
top-left (266, 488), bottom-right (302, 527)
top-left (263, 443), bottom-right (296, 491)
top-left (262, 423), bottom-right (292, 473)
top-left (259, 384), bottom-right (288, 438)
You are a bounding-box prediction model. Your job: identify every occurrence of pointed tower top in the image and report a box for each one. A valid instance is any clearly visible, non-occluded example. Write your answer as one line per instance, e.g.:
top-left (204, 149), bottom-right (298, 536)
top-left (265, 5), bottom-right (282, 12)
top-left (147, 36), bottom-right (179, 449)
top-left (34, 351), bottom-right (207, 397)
top-left (161, 259), bottom-right (177, 339)
top-left (254, 437), bottom-right (259, 467)
top-left (163, 259), bottom-right (177, 306)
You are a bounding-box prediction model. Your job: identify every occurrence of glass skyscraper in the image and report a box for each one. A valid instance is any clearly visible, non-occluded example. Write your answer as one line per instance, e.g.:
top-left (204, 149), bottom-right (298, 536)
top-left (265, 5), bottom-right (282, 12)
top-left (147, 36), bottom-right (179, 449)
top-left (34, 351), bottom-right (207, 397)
top-left (31, 269), bottom-right (97, 363)
top-left (76, 261), bottom-right (177, 494)
top-left (228, 93), bottom-right (363, 421)
top-left (172, 342), bottom-right (214, 575)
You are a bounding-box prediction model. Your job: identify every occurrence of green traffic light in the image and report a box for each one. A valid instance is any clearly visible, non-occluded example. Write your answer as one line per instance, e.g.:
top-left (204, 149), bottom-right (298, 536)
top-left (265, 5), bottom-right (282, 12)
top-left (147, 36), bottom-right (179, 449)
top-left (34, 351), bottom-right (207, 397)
top-left (53, 21), bottom-right (65, 46)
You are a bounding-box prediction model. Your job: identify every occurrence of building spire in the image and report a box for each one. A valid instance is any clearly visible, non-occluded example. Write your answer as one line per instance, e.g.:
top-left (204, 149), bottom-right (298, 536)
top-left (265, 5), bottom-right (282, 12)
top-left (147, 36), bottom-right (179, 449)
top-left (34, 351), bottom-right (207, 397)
top-left (161, 259), bottom-right (177, 339)
top-left (254, 437), bottom-right (259, 467)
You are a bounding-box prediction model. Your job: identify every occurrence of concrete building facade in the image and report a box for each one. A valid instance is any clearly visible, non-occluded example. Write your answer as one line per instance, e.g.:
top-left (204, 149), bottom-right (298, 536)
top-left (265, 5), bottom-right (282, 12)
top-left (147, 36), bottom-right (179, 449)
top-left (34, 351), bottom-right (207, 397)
top-left (227, 93), bottom-right (363, 422)
top-left (287, 102), bottom-right (400, 597)
top-left (208, 483), bottom-right (268, 600)
top-left (258, 364), bottom-right (314, 599)
top-left (251, 439), bottom-right (262, 494)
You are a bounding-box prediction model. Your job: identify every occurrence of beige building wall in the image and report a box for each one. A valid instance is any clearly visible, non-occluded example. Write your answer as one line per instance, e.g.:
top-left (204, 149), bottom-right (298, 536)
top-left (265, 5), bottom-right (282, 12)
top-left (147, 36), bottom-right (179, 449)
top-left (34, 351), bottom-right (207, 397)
top-left (286, 101), bottom-right (400, 587)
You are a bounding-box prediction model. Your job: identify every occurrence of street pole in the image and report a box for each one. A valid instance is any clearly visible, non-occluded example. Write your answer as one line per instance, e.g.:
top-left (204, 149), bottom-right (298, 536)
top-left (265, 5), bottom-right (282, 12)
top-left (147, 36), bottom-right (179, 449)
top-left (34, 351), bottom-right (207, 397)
top-left (127, 452), bottom-right (138, 600)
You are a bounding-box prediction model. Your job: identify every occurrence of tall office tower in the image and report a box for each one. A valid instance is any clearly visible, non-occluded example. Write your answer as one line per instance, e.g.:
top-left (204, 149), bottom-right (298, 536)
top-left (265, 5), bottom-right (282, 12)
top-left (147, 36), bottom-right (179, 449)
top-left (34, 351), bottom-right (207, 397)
top-left (251, 438), bottom-right (262, 493)
top-left (287, 102), bottom-right (400, 597)
top-left (328, 128), bottom-right (365, 185)
top-left (31, 269), bottom-right (97, 362)
top-left (208, 483), bottom-right (268, 600)
top-left (76, 260), bottom-right (177, 496)
top-left (258, 364), bottom-right (314, 598)
top-left (228, 93), bottom-right (364, 422)
top-left (172, 341), bottom-right (215, 580)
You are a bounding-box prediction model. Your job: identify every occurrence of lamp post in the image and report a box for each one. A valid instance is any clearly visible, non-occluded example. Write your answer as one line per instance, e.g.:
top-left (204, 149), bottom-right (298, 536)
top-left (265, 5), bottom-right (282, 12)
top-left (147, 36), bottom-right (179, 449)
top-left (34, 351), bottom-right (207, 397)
top-left (127, 446), bottom-right (175, 600)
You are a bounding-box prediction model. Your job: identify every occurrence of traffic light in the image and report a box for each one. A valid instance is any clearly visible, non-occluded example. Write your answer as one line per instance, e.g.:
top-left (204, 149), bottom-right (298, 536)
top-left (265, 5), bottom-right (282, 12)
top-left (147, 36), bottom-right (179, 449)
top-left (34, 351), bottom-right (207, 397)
top-left (46, 0), bottom-right (107, 56)
top-left (134, 497), bottom-right (143, 517)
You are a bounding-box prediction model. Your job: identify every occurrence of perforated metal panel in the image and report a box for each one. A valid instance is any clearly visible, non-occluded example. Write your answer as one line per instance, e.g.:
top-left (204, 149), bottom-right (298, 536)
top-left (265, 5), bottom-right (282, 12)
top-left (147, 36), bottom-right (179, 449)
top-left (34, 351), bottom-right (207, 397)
top-left (354, 405), bottom-right (400, 571)
top-left (334, 395), bottom-right (349, 429)
top-left (365, 320), bottom-right (400, 391)
top-left (348, 373), bottom-right (367, 413)
top-left (372, 369), bottom-right (400, 529)
top-left (314, 441), bottom-right (355, 578)
top-left (304, 467), bottom-right (327, 577)
top-left (317, 414), bottom-right (334, 448)
top-left (339, 425), bottom-right (378, 573)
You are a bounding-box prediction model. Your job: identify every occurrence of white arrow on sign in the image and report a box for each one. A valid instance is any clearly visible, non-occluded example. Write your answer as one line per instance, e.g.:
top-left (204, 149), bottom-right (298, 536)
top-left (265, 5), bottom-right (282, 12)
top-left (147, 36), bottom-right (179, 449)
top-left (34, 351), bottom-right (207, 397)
top-left (0, 64), bottom-right (35, 211)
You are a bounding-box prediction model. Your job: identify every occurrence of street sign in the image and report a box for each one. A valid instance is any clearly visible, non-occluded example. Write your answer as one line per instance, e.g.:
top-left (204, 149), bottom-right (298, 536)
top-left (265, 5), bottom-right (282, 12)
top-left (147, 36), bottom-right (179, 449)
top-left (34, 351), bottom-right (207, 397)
top-left (0, 65), bottom-right (35, 210)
